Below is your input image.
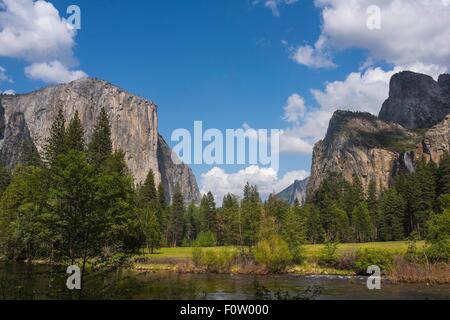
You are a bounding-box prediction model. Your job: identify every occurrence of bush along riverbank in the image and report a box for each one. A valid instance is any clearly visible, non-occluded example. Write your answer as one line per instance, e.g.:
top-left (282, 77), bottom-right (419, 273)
top-left (132, 239), bottom-right (450, 284)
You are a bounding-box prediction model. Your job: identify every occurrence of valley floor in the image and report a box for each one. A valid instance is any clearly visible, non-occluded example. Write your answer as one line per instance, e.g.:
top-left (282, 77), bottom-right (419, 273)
top-left (132, 241), bottom-right (450, 284)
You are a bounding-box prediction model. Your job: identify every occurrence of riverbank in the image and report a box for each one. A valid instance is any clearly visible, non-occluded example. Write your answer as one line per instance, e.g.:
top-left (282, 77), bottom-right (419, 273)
top-left (130, 241), bottom-right (449, 284)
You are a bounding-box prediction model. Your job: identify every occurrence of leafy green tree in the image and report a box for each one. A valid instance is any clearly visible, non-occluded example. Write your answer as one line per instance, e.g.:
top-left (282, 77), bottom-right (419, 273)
top-left (0, 165), bottom-right (51, 261)
top-left (66, 111), bottom-right (85, 152)
top-left (167, 184), bottom-right (184, 247)
top-left (88, 107), bottom-right (112, 167)
top-left (378, 189), bottom-right (406, 241)
top-left (137, 207), bottom-right (161, 253)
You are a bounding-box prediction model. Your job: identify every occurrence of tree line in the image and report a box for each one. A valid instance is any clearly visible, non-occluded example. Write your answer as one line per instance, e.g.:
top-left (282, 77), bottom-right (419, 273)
top-left (1, 109), bottom-right (450, 268)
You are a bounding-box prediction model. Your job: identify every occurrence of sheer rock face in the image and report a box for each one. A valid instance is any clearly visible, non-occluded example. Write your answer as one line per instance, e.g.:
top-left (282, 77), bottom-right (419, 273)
top-left (379, 71), bottom-right (450, 129)
top-left (0, 78), bottom-right (200, 203)
top-left (307, 110), bottom-right (450, 199)
top-left (275, 178), bottom-right (309, 205)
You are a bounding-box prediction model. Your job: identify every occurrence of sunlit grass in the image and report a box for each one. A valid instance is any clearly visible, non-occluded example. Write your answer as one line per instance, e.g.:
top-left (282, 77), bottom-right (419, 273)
top-left (135, 241), bottom-right (424, 261)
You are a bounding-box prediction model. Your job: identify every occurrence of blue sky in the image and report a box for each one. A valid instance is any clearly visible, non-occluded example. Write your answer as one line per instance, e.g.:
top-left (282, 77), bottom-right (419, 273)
top-left (1, 0), bottom-right (450, 201)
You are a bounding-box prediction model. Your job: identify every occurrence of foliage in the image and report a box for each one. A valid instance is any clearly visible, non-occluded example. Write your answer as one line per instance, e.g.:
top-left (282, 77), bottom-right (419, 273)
top-left (254, 236), bottom-right (293, 273)
top-left (354, 249), bottom-right (393, 275)
top-left (191, 248), bottom-right (236, 273)
top-left (318, 240), bottom-right (340, 268)
top-left (192, 231), bottom-right (217, 247)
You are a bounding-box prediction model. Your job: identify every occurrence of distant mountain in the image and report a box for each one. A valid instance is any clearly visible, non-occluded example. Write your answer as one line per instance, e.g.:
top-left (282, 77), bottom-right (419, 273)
top-left (276, 178), bottom-right (309, 205)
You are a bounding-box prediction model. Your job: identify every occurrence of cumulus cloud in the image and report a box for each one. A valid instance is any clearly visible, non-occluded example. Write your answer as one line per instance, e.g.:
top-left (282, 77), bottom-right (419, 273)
top-left (283, 93), bottom-right (306, 124)
top-left (290, 36), bottom-right (336, 69)
top-left (0, 65), bottom-right (12, 84)
top-left (200, 165), bottom-right (309, 204)
top-left (0, 89), bottom-right (15, 95)
top-left (253, 0), bottom-right (298, 17)
top-left (279, 63), bottom-right (448, 155)
top-left (292, 0), bottom-right (450, 69)
top-left (0, 0), bottom-right (86, 83)
top-left (25, 61), bottom-right (87, 84)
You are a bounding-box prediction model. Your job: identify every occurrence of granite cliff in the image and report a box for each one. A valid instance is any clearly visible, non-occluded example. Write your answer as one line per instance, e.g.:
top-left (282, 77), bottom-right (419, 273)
top-left (275, 178), bottom-right (309, 205)
top-left (0, 78), bottom-right (200, 204)
top-left (308, 71), bottom-right (450, 199)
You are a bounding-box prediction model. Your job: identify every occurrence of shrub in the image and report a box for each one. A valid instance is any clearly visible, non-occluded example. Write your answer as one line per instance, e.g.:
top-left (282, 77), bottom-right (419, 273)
top-left (354, 249), bottom-right (393, 275)
top-left (424, 210), bottom-right (450, 263)
top-left (253, 236), bottom-right (293, 273)
top-left (191, 248), bottom-right (236, 273)
top-left (192, 231), bottom-right (217, 247)
top-left (318, 241), bottom-right (340, 267)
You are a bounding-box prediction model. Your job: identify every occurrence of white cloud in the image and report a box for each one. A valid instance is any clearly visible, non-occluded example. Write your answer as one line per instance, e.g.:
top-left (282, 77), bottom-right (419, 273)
top-left (0, 0), bottom-right (86, 83)
top-left (0, 0), bottom-right (75, 63)
top-left (200, 165), bottom-right (309, 204)
top-left (0, 89), bottom-right (15, 95)
top-left (0, 65), bottom-right (12, 83)
top-left (278, 63), bottom-right (447, 155)
top-left (294, 0), bottom-right (450, 69)
top-left (283, 93), bottom-right (306, 124)
top-left (291, 36), bottom-right (336, 69)
top-left (25, 61), bottom-right (87, 84)
top-left (254, 0), bottom-right (298, 17)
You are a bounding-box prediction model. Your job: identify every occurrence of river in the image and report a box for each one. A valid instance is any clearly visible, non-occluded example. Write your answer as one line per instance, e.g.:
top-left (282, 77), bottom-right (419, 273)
top-left (0, 263), bottom-right (448, 300)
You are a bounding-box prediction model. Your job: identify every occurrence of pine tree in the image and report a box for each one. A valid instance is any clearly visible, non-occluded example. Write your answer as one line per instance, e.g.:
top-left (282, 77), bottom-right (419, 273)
top-left (44, 108), bottom-right (67, 165)
top-left (199, 192), bottom-right (216, 233)
top-left (282, 206), bottom-right (306, 262)
top-left (241, 183), bottom-right (262, 247)
top-left (379, 189), bottom-right (406, 241)
top-left (305, 204), bottom-right (324, 244)
top-left (351, 202), bottom-right (372, 243)
top-left (0, 165), bottom-right (11, 198)
top-left (168, 184), bottom-right (184, 247)
top-left (137, 169), bottom-right (157, 209)
top-left (437, 154), bottom-right (450, 194)
top-left (66, 111), bottom-right (85, 152)
top-left (222, 194), bottom-right (240, 245)
top-left (367, 180), bottom-right (379, 239)
top-left (88, 107), bottom-right (112, 166)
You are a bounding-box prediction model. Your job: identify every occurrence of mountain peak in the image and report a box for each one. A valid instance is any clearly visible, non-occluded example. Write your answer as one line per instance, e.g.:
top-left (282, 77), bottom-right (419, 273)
top-left (379, 71), bottom-right (450, 129)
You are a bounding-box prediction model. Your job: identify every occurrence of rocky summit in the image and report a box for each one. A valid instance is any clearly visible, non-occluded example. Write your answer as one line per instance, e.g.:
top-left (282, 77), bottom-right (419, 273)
top-left (275, 178), bottom-right (309, 205)
top-left (379, 71), bottom-right (450, 129)
top-left (0, 78), bottom-right (200, 204)
top-left (307, 71), bottom-right (450, 199)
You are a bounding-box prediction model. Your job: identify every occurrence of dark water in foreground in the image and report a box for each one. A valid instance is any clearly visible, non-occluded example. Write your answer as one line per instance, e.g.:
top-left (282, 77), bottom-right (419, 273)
top-left (0, 263), bottom-right (449, 300)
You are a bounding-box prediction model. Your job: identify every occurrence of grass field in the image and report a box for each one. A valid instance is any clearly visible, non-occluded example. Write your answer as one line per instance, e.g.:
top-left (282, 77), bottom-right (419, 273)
top-left (137, 241), bottom-right (425, 262)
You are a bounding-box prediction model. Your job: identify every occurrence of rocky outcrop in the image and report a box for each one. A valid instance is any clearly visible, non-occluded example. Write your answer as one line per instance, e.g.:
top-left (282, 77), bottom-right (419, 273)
top-left (157, 134), bottom-right (201, 204)
top-left (276, 178), bottom-right (309, 205)
top-left (0, 78), bottom-right (200, 203)
top-left (307, 110), bottom-right (450, 199)
top-left (379, 71), bottom-right (450, 129)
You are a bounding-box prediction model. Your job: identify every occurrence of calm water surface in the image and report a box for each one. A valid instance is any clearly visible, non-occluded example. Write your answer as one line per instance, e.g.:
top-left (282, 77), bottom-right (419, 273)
top-left (0, 263), bottom-right (448, 300)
